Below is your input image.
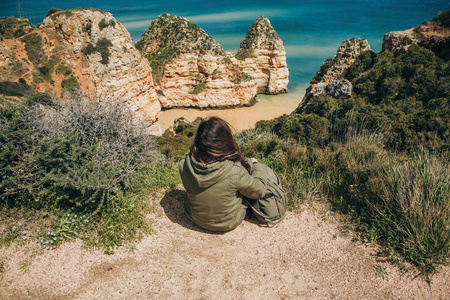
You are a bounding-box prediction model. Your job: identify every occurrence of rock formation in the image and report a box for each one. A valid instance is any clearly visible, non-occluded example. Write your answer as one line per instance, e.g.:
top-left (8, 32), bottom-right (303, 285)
top-left (382, 10), bottom-right (450, 60)
top-left (136, 13), bottom-right (257, 109)
top-left (1, 10), bottom-right (290, 124)
top-left (297, 38), bottom-right (370, 112)
top-left (0, 9), bottom-right (160, 124)
top-left (234, 16), bottom-right (289, 94)
top-left (381, 31), bottom-right (418, 55)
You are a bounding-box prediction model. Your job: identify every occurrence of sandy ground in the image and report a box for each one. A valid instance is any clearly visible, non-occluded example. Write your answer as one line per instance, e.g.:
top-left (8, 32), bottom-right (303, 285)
top-left (0, 188), bottom-right (449, 299)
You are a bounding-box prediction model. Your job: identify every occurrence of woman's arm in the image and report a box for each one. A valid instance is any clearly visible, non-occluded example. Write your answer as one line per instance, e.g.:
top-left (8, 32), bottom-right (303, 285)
top-left (236, 162), bottom-right (267, 199)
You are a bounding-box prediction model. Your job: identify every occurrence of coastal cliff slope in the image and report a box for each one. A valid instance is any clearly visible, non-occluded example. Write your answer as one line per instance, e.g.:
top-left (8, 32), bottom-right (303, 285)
top-left (136, 13), bottom-right (258, 109)
top-left (234, 16), bottom-right (289, 94)
top-left (298, 10), bottom-right (450, 113)
top-left (297, 38), bottom-right (371, 111)
top-left (0, 9), bottom-right (161, 124)
top-left (382, 10), bottom-right (450, 60)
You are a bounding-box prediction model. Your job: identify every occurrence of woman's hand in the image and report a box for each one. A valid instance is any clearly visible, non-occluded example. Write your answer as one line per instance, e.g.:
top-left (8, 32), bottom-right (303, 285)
top-left (248, 157), bottom-right (258, 163)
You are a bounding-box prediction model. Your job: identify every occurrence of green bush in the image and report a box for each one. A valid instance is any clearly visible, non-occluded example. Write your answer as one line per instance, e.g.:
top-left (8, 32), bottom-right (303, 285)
top-left (256, 113), bottom-right (331, 148)
top-left (235, 49), bottom-right (256, 61)
top-left (21, 33), bottom-right (46, 66)
top-left (98, 18), bottom-right (116, 31)
top-left (56, 63), bottom-right (72, 76)
top-left (46, 8), bottom-right (62, 18)
top-left (82, 38), bottom-right (113, 65)
top-left (61, 76), bottom-right (80, 91)
top-left (26, 92), bottom-right (53, 106)
top-left (0, 92), bottom-right (154, 214)
top-left (146, 48), bottom-right (179, 83)
top-left (0, 81), bottom-right (34, 97)
top-left (189, 82), bottom-right (206, 94)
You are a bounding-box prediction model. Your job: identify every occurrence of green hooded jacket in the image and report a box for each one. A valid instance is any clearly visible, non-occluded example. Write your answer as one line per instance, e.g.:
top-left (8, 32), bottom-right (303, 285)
top-left (179, 154), bottom-right (268, 231)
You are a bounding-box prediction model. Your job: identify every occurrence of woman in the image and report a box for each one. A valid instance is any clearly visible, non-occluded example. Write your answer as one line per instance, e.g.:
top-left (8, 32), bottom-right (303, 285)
top-left (179, 117), bottom-right (285, 231)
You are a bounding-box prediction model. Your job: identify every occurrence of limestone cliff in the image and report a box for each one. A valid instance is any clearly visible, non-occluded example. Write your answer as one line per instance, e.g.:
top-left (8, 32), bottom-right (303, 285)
top-left (0, 9), bottom-right (160, 124)
top-left (136, 13), bottom-right (257, 109)
top-left (234, 16), bottom-right (289, 94)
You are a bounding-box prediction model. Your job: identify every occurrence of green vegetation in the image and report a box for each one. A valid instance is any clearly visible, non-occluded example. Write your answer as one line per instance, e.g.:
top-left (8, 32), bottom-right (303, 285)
top-left (49, 10), bottom-right (74, 20)
top-left (82, 38), bottom-right (113, 65)
top-left (145, 48), bottom-right (179, 83)
top-left (26, 93), bottom-right (53, 106)
top-left (0, 92), bottom-right (182, 250)
top-left (189, 83), bottom-right (206, 94)
top-left (0, 17), bottom-right (34, 39)
top-left (98, 18), bottom-right (116, 31)
top-left (45, 8), bottom-right (62, 18)
top-left (20, 33), bottom-right (61, 81)
top-left (56, 63), bottom-right (72, 76)
top-left (61, 75), bottom-right (79, 91)
top-left (21, 33), bottom-right (46, 65)
top-left (235, 49), bottom-right (256, 61)
top-left (239, 39), bottom-right (449, 279)
top-left (239, 15), bottom-right (280, 50)
top-left (0, 81), bottom-right (34, 97)
top-left (83, 22), bottom-right (92, 36)
top-left (431, 10), bottom-right (450, 28)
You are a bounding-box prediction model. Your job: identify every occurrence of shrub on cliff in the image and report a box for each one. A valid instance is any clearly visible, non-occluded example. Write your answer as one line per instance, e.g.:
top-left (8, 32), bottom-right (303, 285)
top-left (0, 80), bottom-right (34, 97)
top-left (82, 38), bottom-right (113, 65)
top-left (0, 92), bottom-right (153, 213)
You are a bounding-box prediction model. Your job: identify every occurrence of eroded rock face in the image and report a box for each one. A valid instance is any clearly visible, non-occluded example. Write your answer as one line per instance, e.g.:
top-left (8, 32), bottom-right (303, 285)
top-left (136, 13), bottom-right (257, 109)
top-left (235, 16), bottom-right (289, 94)
top-left (0, 10), bottom-right (160, 124)
top-left (381, 31), bottom-right (418, 55)
top-left (309, 79), bottom-right (352, 99)
top-left (312, 38), bottom-right (371, 86)
top-left (42, 9), bottom-right (160, 124)
top-left (298, 38), bottom-right (370, 108)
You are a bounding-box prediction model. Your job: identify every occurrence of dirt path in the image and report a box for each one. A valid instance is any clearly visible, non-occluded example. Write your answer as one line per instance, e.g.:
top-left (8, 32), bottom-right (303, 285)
top-left (1, 188), bottom-right (449, 299)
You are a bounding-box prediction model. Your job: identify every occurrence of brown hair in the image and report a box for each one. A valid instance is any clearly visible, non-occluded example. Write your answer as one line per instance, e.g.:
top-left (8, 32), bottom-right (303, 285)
top-left (190, 117), bottom-right (251, 173)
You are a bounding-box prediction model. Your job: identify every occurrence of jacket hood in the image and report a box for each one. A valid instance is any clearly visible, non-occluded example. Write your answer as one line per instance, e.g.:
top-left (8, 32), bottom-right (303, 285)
top-left (184, 154), bottom-right (234, 188)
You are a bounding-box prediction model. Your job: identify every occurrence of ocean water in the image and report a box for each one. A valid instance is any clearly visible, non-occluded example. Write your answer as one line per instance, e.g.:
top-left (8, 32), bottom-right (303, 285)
top-left (1, 1), bottom-right (449, 129)
top-left (2, 0), bottom-right (449, 89)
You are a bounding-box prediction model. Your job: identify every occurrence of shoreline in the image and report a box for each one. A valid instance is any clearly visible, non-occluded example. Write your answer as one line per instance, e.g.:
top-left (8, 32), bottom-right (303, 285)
top-left (153, 85), bottom-right (307, 134)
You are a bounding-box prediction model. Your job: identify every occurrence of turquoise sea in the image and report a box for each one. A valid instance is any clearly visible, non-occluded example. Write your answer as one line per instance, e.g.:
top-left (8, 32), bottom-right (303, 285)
top-left (2, 0), bottom-right (449, 90)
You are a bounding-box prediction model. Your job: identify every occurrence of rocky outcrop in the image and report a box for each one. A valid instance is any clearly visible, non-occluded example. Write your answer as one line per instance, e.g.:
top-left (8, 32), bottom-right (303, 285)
top-left (308, 79), bottom-right (352, 99)
top-left (136, 13), bottom-right (257, 109)
top-left (382, 10), bottom-right (450, 60)
top-left (298, 38), bottom-right (370, 108)
top-left (0, 9), bottom-right (160, 124)
top-left (381, 31), bottom-right (417, 55)
top-left (234, 16), bottom-right (289, 94)
top-left (1, 10), bottom-right (290, 124)
top-left (311, 38), bottom-right (371, 86)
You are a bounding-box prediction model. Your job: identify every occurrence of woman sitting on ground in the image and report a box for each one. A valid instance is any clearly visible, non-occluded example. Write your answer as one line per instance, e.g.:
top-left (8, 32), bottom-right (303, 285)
top-left (179, 116), bottom-right (285, 231)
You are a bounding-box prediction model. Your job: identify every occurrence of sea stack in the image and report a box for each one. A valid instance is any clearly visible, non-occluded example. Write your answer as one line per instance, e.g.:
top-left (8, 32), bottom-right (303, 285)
top-left (136, 13), bottom-right (258, 109)
top-left (235, 16), bottom-right (289, 94)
